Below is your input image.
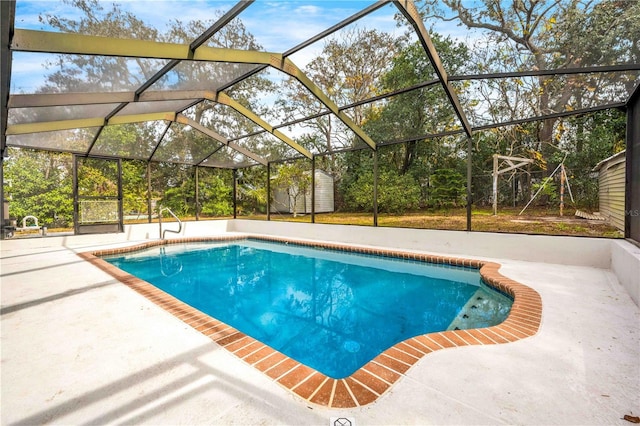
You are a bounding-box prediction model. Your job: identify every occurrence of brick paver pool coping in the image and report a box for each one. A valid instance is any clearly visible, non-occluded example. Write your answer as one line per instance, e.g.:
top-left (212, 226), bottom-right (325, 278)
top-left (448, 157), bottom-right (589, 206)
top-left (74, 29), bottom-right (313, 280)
top-left (79, 235), bottom-right (543, 408)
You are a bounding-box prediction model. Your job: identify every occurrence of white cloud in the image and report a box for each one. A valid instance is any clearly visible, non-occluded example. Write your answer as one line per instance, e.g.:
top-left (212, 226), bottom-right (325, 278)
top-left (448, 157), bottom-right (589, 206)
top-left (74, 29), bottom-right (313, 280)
top-left (295, 5), bottom-right (321, 15)
top-left (122, 0), bottom-right (237, 32)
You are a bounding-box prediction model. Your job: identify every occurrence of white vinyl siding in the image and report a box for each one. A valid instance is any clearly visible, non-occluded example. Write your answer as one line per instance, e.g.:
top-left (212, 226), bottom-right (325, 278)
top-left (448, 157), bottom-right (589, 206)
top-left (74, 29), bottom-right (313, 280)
top-left (597, 154), bottom-right (626, 231)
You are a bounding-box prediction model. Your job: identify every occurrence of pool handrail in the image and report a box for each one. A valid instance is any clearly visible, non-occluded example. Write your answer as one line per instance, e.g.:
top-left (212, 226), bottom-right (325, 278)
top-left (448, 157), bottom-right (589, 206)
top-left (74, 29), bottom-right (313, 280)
top-left (158, 207), bottom-right (182, 239)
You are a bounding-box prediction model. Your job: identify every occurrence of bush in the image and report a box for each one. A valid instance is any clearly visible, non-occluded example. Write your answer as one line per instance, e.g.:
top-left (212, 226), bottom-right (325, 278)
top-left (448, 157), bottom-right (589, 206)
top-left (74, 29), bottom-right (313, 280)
top-left (342, 170), bottom-right (421, 214)
top-left (429, 169), bottom-right (466, 208)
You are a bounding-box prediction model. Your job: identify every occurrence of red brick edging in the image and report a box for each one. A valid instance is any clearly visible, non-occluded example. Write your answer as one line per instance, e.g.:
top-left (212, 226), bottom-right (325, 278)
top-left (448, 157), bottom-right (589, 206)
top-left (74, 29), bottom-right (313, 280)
top-left (79, 235), bottom-right (542, 408)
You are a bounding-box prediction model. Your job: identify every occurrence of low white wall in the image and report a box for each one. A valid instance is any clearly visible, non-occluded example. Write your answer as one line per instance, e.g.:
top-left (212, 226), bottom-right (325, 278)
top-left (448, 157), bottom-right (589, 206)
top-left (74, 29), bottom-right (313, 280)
top-left (122, 220), bottom-right (230, 240)
top-left (4, 218), bottom-right (638, 307)
top-left (611, 240), bottom-right (640, 306)
top-left (2, 219), bottom-right (613, 268)
top-left (0, 220), bottom-right (231, 250)
top-left (229, 220), bottom-right (613, 268)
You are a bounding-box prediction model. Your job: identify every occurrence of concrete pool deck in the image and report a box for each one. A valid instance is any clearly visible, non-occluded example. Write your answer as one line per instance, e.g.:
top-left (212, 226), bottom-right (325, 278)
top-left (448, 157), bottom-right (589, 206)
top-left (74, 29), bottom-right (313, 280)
top-left (1, 221), bottom-right (639, 425)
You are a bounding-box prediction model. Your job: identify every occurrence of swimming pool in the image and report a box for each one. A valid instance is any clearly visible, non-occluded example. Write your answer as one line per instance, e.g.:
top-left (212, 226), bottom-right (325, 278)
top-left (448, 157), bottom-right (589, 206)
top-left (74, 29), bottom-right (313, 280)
top-left (102, 238), bottom-right (512, 378)
top-left (82, 235), bottom-right (542, 408)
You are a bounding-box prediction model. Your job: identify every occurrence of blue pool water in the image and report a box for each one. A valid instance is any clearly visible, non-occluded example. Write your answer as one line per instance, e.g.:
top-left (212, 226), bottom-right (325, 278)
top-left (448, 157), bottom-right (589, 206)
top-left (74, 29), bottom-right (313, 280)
top-left (103, 239), bottom-right (512, 378)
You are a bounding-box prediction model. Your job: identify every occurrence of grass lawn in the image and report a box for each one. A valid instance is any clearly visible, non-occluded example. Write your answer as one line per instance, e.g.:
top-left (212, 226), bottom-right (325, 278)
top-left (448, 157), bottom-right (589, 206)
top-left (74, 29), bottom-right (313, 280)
top-left (15, 207), bottom-right (621, 239)
top-left (266, 207), bottom-right (623, 238)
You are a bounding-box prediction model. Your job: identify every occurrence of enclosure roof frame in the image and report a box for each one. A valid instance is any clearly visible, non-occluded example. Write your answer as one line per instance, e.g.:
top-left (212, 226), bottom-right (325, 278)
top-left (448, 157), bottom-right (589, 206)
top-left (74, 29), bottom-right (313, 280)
top-left (2, 0), bottom-right (639, 169)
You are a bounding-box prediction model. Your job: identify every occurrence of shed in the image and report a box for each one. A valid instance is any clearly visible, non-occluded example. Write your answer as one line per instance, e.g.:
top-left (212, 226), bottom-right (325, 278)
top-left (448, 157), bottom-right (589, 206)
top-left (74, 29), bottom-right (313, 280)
top-left (593, 150), bottom-right (626, 231)
top-left (270, 170), bottom-right (334, 214)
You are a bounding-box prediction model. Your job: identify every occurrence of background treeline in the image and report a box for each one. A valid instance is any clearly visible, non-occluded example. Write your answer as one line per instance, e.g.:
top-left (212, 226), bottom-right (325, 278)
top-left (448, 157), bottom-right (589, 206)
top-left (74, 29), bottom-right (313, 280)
top-left (3, 0), bottom-right (635, 227)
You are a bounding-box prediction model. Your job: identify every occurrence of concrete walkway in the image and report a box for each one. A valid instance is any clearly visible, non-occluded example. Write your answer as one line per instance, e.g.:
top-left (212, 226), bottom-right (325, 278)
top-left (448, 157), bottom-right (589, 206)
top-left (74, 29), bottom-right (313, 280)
top-left (1, 236), bottom-right (638, 425)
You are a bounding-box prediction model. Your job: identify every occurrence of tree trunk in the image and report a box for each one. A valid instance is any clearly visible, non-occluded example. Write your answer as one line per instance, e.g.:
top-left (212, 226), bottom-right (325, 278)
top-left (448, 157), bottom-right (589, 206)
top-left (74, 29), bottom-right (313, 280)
top-left (539, 116), bottom-right (558, 176)
top-left (402, 141), bottom-right (416, 175)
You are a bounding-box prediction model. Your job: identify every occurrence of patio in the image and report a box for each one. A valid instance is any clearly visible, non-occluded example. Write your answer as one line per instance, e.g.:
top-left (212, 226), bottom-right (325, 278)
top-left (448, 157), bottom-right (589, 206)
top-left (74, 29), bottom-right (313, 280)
top-left (1, 222), bottom-right (638, 425)
top-left (1, 0), bottom-right (639, 423)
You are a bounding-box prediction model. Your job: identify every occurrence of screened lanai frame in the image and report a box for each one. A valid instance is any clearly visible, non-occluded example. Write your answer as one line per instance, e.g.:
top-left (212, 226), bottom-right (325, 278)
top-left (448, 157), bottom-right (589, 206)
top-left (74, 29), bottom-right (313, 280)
top-left (1, 0), bottom-right (639, 243)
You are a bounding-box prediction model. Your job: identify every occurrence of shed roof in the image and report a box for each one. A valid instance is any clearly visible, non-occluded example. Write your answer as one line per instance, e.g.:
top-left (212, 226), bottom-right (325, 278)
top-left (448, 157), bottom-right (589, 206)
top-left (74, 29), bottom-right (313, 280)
top-left (592, 149), bottom-right (626, 172)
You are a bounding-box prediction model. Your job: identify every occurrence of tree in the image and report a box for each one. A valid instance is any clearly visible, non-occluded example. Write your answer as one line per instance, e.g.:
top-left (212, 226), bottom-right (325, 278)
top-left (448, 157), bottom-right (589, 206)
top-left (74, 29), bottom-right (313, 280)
top-left (338, 34), bottom-right (471, 213)
top-left (276, 27), bottom-right (400, 156)
top-left (341, 166), bottom-right (422, 214)
top-left (417, 0), bottom-right (639, 175)
top-left (271, 162), bottom-right (312, 217)
top-left (237, 166), bottom-right (267, 215)
top-left (3, 148), bottom-right (73, 228)
top-left (556, 109), bottom-right (626, 209)
top-left (122, 160), bottom-right (149, 219)
top-left (39, 0), bottom-right (161, 93)
top-left (364, 34), bottom-right (471, 174)
top-left (198, 168), bottom-right (233, 217)
top-left (429, 169), bottom-right (466, 208)
top-left (39, 0), bottom-right (277, 169)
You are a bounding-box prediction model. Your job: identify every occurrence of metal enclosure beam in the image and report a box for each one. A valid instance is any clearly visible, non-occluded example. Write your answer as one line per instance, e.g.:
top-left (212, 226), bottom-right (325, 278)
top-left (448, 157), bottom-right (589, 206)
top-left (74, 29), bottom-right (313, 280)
top-left (6, 112), bottom-right (176, 134)
top-left (12, 29), bottom-right (281, 65)
top-left (393, 0), bottom-right (473, 138)
top-left (10, 91), bottom-right (136, 108)
top-left (217, 0), bottom-right (392, 93)
top-left (10, 89), bottom-right (216, 108)
top-left (73, 155), bottom-right (79, 234)
top-left (7, 117), bottom-right (106, 134)
top-left (215, 93), bottom-right (312, 159)
top-left (273, 58), bottom-right (377, 150)
top-left (466, 136), bottom-right (472, 231)
top-left (175, 114), bottom-right (268, 166)
top-left (450, 64), bottom-right (640, 81)
top-left (147, 162), bottom-right (152, 223)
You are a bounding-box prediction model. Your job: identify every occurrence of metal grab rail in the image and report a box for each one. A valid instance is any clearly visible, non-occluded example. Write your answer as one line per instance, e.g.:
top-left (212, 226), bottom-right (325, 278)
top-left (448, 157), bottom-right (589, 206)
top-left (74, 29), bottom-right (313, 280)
top-left (158, 207), bottom-right (182, 239)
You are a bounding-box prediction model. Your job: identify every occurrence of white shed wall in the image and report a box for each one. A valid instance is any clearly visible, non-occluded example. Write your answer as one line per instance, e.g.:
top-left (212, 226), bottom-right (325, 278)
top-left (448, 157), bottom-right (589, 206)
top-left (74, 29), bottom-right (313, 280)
top-left (306, 171), bottom-right (334, 213)
top-left (270, 170), bottom-right (334, 214)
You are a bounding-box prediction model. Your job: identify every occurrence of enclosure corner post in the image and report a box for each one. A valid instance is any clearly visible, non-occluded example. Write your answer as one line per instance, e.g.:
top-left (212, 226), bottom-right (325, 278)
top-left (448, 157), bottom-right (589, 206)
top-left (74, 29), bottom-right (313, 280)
top-left (146, 161), bottom-right (152, 224)
top-left (195, 166), bottom-right (200, 221)
top-left (492, 153), bottom-right (498, 216)
top-left (73, 155), bottom-right (79, 235)
top-left (0, 155), bottom-right (5, 240)
top-left (373, 150), bottom-right (379, 227)
top-left (266, 162), bottom-right (271, 221)
top-left (117, 158), bottom-right (123, 233)
top-left (467, 136), bottom-right (473, 232)
top-left (559, 164), bottom-right (565, 217)
top-left (311, 156), bottom-right (316, 223)
top-left (232, 169), bottom-right (237, 219)
top-left (0, 1), bottom-right (14, 238)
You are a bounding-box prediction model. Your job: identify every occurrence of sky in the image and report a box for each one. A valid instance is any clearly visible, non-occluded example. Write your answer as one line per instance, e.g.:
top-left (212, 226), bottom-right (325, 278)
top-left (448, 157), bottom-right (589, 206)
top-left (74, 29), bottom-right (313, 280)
top-left (14, 1), bottom-right (389, 49)
top-left (11, 0), bottom-right (413, 93)
top-left (10, 0), bottom-right (482, 93)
